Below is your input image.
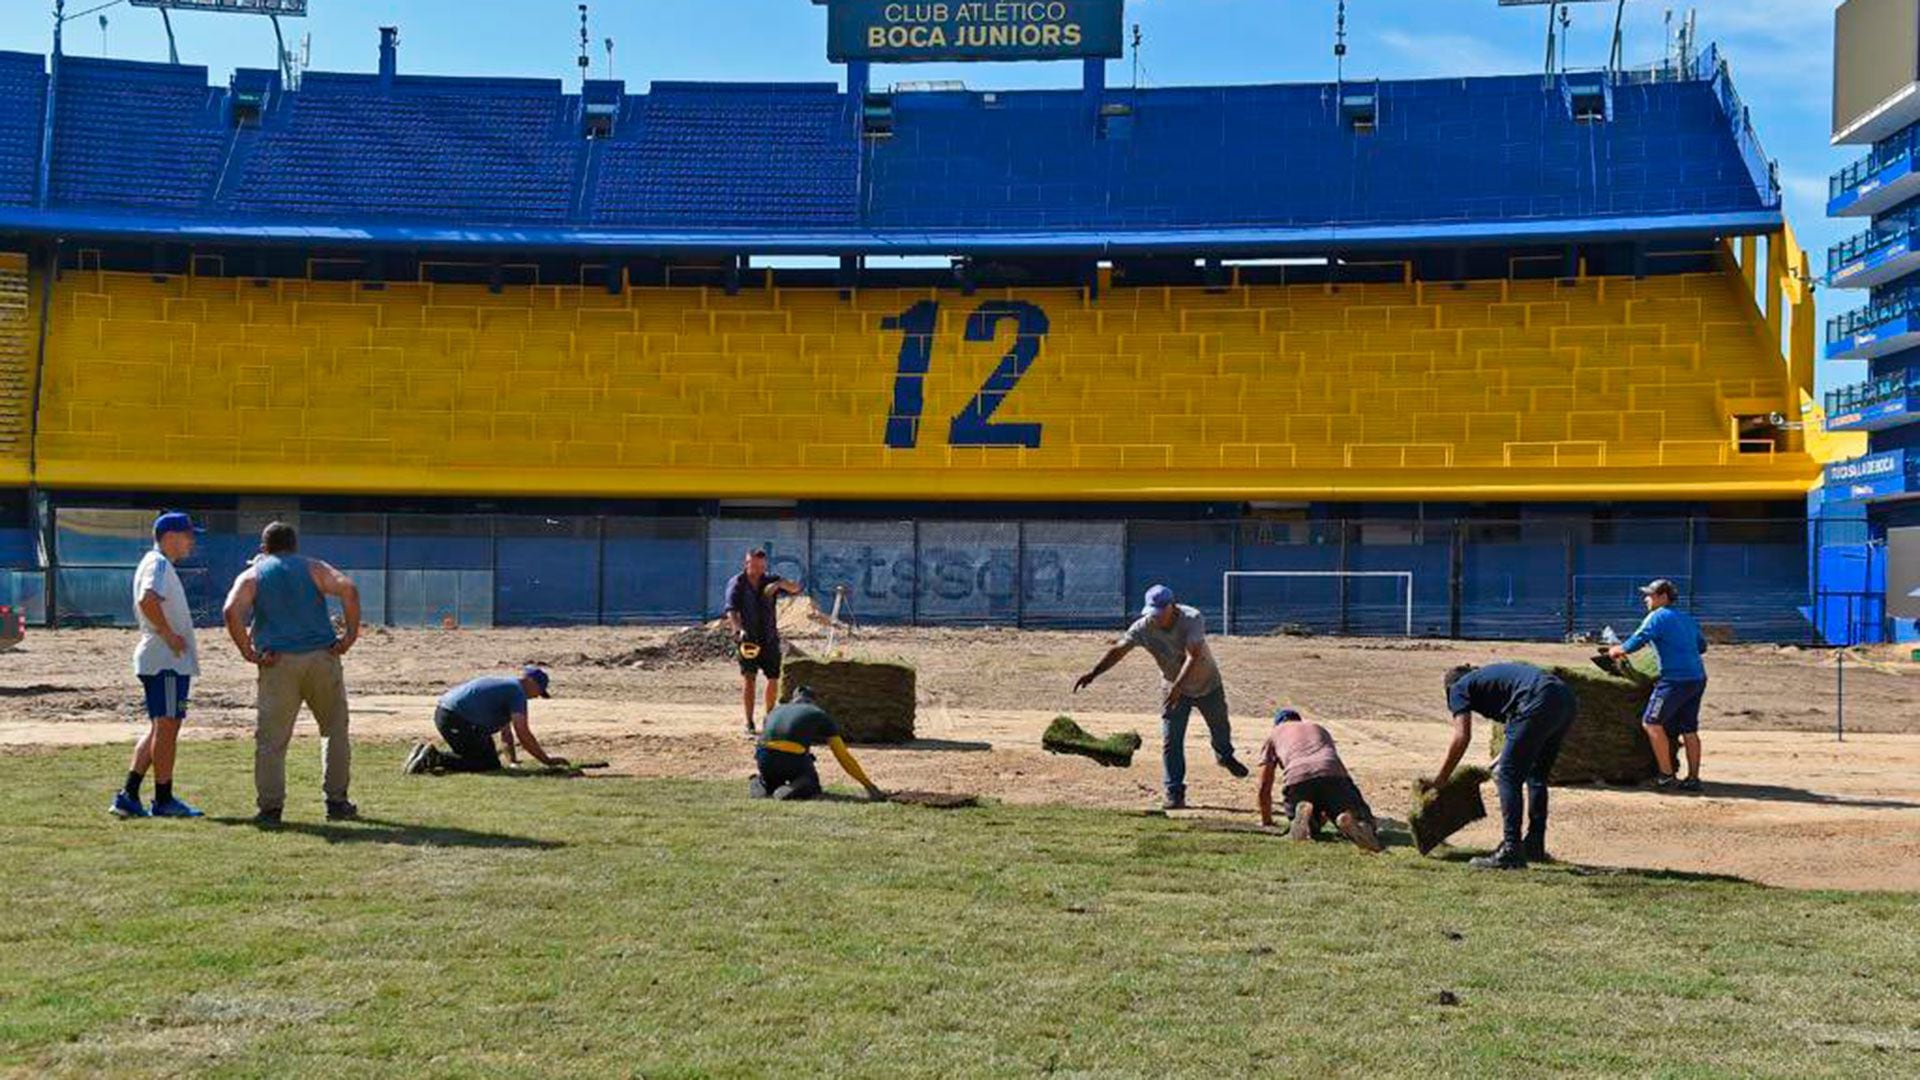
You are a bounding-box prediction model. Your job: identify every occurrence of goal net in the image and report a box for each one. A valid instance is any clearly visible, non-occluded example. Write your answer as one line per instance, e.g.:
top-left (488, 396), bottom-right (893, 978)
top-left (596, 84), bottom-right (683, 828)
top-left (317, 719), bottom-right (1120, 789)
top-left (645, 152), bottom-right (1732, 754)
top-left (1221, 571), bottom-right (1416, 638)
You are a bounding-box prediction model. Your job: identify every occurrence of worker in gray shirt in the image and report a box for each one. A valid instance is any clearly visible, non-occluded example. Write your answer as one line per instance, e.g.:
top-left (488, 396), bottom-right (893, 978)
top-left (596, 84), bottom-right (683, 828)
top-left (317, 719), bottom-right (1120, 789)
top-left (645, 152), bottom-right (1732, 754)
top-left (1074, 585), bottom-right (1248, 810)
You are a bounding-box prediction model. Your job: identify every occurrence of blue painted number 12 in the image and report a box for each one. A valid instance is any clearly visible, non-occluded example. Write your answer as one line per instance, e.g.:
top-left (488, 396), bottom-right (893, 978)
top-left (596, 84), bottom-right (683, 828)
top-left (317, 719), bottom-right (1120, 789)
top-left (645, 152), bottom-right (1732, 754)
top-left (883, 300), bottom-right (1049, 450)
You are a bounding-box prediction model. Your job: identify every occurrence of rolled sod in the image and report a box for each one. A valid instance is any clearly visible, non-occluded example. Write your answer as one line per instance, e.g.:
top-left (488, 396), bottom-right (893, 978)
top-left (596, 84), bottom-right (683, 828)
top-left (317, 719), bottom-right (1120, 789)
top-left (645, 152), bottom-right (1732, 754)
top-left (1494, 665), bottom-right (1659, 785)
top-left (779, 657), bottom-right (916, 744)
top-left (1409, 766), bottom-right (1492, 856)
top-left (1041, 716), bottom-right (1144, 768)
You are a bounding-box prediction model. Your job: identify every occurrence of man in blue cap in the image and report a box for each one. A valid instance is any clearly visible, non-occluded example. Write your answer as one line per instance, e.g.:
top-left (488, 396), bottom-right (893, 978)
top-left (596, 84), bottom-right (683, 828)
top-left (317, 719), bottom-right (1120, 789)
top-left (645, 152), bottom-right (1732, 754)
top-left (1074, 584), bottom-right (1248, 810)
top-left (404, 667), bottom-right (566, 774)
top-left (1609, 578), bottom-right (1710, 792)
top-left (111, 511), bottom-right (205, 819)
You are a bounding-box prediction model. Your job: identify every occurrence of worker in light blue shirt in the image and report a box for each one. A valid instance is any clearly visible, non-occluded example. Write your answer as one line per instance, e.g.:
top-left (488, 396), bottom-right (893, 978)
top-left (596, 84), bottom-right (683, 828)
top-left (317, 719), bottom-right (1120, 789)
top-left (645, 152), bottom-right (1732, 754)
top-left (1609, 578), bottom-right (1709, 792)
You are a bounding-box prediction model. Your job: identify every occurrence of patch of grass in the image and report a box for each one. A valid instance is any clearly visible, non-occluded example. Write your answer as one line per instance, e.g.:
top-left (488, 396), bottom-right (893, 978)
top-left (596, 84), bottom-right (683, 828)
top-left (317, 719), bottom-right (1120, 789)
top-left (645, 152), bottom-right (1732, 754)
top-left (3, 742), bottom-right (1917, 1077)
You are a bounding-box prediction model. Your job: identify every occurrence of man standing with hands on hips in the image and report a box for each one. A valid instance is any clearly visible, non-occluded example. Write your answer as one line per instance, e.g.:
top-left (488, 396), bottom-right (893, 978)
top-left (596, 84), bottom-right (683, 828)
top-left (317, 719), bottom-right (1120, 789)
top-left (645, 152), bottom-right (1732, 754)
top-left (111, 511), bottom-right (205, 819)
top-left (1074, 585), bottom-right (1248, 811)
top-left (222, 521), bottom-right (363, 825)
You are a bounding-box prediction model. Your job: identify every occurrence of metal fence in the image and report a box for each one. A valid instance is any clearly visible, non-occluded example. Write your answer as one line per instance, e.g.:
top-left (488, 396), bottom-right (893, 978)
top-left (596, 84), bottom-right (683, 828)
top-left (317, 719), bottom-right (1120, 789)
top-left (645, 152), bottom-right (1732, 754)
top-left (3, 509), bottom-right (1824, 643)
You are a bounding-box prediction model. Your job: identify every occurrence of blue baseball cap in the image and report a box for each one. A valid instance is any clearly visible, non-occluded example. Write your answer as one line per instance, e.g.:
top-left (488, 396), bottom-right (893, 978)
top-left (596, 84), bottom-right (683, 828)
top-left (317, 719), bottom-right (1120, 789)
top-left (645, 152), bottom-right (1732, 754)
top-left (1274, 708), bottom-right (1303, 725)
top-left (152, 511), bottom-right (201, 539)
top-left (1142, 584), bottom-right (1176, 616)
top-left (522, 667), bottom-right (551, 698)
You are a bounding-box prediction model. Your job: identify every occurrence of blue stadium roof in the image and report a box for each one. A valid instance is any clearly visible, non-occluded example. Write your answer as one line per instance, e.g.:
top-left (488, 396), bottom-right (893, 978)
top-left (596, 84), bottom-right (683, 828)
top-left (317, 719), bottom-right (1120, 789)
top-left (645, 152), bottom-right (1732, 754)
top-left (0, 48), bottom-right (1782, 254)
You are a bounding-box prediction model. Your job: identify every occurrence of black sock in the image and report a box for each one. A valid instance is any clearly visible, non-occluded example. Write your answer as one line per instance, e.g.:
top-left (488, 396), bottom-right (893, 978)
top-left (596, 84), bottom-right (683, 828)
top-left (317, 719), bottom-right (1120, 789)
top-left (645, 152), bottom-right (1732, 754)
top-left (124, 771), bottom-right (143, 799)
top-left (155, 781), bottom-right (173, 804)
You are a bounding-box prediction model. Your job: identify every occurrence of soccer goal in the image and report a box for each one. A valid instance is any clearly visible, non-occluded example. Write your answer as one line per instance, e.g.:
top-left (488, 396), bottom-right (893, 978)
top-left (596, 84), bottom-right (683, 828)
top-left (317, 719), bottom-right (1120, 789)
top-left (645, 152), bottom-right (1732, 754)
top-left (1221, 570), bottom-right (1416, 637)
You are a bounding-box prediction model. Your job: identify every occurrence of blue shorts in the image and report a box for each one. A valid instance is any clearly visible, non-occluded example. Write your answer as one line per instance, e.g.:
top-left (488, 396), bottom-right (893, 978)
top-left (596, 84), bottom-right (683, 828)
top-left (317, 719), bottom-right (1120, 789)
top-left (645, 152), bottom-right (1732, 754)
top-left (138, 671), bottom-right (191, 721)
top-left (1642, 678), bottom-right (1706, 737)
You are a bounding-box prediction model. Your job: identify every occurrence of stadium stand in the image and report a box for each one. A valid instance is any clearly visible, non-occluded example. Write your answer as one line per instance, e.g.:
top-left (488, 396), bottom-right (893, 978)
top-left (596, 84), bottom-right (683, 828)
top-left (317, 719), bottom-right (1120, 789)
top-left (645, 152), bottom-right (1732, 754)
top-left (0, 252), bottom-right (31, 484)
top-left (31, 267), bottom-right (1809, 500)
top-left (49, 57), bottom-right (229, 212)
top-left (0, 51), bottom-right (1772, 245)
top-left (0, 32), bottom-right (1840, 637)
top-left (0, 53), bottom-right (44, 208)
top-left (229, 73), bottom-right (581, 223)
top-left (591, 82), bottom-right (858, 228)
top-left (865, 75), bottom-right (1772, 232)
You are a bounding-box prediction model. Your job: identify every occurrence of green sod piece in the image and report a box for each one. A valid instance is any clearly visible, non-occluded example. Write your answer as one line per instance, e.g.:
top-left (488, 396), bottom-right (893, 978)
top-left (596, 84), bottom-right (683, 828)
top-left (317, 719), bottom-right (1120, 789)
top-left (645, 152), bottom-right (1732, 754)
top-left (1408, 765), bottom-right (1492, 856)
top-left (779, 656), bottom-right (917, 744)
top-left (1495, 665), bottom-right (1660, 785)
top-left (1041, 715), bottom-right (1144, 768)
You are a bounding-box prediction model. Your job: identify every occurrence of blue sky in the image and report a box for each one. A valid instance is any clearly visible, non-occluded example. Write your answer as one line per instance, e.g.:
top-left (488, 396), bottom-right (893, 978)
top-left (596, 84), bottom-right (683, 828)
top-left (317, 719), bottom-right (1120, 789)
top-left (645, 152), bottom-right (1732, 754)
top-left (0, 0), bottom-right (1862, 383)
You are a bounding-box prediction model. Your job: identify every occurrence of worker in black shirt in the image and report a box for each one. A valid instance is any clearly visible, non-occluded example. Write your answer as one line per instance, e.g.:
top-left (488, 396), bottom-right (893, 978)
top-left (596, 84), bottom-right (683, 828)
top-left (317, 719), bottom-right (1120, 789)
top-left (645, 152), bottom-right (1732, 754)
top-left (750, 687), bottom-right (887, 802)
top-left (724, 548), bottom-right (803, 736)
top-left (1432, 662), bottom-right (1578, 871)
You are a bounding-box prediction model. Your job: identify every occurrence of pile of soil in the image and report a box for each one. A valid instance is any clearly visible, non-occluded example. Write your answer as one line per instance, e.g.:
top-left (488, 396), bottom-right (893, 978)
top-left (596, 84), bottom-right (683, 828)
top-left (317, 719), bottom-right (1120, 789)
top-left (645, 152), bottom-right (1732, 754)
top-left (1493, 665), bottom-right (1659, 785)
top-left (779, 656), bottom-right (916, 743)
top-left (1409, 765), bottom-right (1492, 855)
top-left (588, 625), bottom-right (738, 669)
top-left (1042, 716), bottom-right (1143, 768)
top-left (580, 595), bottom-right (846, 670)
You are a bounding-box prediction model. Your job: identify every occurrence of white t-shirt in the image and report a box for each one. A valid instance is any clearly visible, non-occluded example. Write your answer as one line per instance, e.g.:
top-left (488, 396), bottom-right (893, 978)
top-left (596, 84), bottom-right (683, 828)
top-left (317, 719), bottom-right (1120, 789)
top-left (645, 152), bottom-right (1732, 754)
top-left (133, 549), bottom-right (199, 677)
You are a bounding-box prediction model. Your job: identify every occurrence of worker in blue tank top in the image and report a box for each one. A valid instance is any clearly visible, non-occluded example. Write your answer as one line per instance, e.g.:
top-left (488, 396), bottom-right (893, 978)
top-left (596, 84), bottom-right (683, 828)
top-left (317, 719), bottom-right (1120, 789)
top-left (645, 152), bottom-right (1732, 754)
top-left (222, 521), bottom-right (363, 825)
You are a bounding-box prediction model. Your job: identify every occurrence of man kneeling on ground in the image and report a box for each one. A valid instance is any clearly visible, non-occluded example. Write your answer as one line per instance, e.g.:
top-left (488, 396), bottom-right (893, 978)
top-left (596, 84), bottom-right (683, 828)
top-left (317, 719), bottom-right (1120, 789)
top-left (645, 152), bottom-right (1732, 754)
top-left (405, 667), bottom-right (566, 775)
top-left (1255, 708), bottom-right (1383, 852)
top-left (751, 687), bottom-right (886, 802)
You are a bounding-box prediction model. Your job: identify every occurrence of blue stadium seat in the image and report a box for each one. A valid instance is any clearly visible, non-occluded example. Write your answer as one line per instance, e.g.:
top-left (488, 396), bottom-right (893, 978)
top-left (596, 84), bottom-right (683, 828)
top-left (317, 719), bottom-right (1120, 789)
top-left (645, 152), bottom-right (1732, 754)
top-left (49, 57), bottom-right (226, 211)
top-left (590, 82), bottom-right (857, 228)
top-left (226, 72), bottom-right (581, 223)
top-left (0, 52), bottom-right (45, 208)
top-left (862, 77), bottom-right (1773, 232)
top-left (0, 56), bottom-right (1773, 239)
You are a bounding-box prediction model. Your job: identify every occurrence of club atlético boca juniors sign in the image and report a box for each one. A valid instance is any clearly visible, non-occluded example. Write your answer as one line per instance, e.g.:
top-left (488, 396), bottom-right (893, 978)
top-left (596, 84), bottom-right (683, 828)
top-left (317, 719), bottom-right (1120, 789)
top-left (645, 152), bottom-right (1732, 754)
top-left (825, 0), bottom-right (1126, 62)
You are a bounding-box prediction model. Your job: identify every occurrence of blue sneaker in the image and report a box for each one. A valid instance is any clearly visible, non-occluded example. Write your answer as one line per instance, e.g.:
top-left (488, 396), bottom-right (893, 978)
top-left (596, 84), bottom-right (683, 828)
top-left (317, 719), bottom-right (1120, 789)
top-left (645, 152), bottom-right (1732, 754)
top-left (150, 796), bottom-right (204, 819)
top-left (110, 790), bottom-right (149, 819)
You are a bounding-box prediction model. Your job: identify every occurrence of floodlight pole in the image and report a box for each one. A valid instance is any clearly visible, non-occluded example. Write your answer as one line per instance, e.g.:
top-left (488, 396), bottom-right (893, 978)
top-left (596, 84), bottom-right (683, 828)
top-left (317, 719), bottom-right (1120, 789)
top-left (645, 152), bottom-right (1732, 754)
top-left (1608, 0), bottom-right (1626, 76)
top-left (1542, 2), bottom-right (1555, 77)
top-left (160, 5), bottom-right (178, 64)
top-left (38, 0), bottom-right (62, 209)
top-left (270, 14), bottom-right (290, 86)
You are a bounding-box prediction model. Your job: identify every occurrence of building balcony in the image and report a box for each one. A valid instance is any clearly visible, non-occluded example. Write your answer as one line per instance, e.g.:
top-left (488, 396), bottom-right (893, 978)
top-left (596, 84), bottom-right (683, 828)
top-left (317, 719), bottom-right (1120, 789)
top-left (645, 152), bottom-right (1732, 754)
top-left (1827, 290), bottom-right (1920, 360)
top-left (1828, 213), bottom-right (1920, 289)
top-left (1822, 448), bottom-right (1919, 503)
top-left (1825, 372), bottom-right (1920, 432)
top-left (1829, 136), bottom-right (1920, 219)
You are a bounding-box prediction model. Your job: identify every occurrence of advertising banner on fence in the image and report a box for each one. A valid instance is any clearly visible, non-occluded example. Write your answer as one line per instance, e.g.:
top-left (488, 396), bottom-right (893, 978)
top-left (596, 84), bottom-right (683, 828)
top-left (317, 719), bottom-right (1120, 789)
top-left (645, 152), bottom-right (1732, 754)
top-left (826, 1), bottom-right (1126, 63)
top-left (1824, 449), bottom-right (1911, 501)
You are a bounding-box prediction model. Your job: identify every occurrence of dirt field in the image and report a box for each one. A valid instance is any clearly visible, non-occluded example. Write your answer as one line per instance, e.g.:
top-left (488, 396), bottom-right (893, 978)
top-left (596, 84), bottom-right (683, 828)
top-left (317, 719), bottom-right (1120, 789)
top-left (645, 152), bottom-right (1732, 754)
top-left (4, 624), bottom-right (1917, 892)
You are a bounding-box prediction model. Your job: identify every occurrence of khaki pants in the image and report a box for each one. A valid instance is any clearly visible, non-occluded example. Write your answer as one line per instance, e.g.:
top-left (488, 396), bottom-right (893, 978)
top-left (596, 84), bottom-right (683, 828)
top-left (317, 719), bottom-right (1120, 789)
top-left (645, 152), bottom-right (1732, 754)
top-left (254, 649), bottom-right (351, 812)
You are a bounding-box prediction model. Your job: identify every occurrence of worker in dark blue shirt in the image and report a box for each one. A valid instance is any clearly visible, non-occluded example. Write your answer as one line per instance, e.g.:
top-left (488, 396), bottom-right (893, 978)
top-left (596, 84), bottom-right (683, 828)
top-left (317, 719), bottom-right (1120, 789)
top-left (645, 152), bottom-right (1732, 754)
top-left (404, 668), bottom-right (565, 775)
top-left (1431, 661), bottom-right (1578, 871)
top-left (1609, 578), bottom-right (1709, 792)
top-left (724, 548), bottom-right (804, 736)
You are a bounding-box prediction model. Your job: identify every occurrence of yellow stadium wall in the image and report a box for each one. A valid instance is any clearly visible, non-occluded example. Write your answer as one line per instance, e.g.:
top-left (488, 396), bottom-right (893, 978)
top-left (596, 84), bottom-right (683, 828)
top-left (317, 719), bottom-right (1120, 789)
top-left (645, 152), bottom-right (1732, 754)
top-left (27, 266), bottom-right (1819, 502)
